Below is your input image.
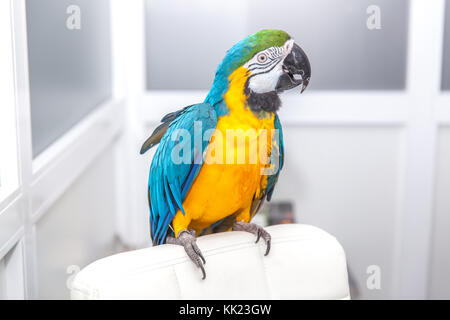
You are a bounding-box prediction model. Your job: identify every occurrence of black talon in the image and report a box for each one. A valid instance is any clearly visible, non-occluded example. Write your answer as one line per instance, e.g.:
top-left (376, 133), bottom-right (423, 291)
top-left (255, 229), bottom-right (261, 243)
top-left (192, 243), bottom-right (206, 265)
top-left (200, 264), bottom-right (206, 280)
top-left (192, 252), bottom-right (206, 279)
top-left (198, 251), bottom-right (206, 265)
top-left (233, 221), bottom-right (272, 256)
top-left (264, 239), bottom-right (271, 256)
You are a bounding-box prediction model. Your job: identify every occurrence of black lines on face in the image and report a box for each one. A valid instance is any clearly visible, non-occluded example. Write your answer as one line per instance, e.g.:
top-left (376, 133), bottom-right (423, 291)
top-left (247, 46), bottom-right (284, 73)
top-left (248, 58), bottom-right (282, 79)
top-left (248, 58), bottom-right (279, 72)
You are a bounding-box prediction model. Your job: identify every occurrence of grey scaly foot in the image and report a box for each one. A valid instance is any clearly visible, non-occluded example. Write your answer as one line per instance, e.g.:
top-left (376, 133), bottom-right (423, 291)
top-left (232, 221), bottom-right (271, 256)
top-left (166, 229), bottom-right (206, 280)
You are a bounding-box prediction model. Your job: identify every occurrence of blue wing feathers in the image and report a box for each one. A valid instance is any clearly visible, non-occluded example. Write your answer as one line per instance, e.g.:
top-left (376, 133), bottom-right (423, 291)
top-left (146, 103), bottom-right (218, 245)
top-left (146, 104), bottom-right (282, 244)
top-left (266, 114), bottom-right (284, 201)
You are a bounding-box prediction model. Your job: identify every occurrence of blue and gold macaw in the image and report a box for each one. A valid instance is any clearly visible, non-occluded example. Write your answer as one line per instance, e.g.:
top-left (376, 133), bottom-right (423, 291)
top-left (140, 30), bottom-right (310, 279)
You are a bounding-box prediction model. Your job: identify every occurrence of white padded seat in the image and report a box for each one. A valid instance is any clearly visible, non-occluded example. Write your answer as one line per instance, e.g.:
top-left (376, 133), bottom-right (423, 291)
top-left (71, 224), bottom-right (350, 299)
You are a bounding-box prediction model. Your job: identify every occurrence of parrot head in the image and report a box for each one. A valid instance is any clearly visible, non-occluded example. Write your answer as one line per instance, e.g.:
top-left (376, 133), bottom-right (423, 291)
top-left (206, 29), bottom-right (311, 112)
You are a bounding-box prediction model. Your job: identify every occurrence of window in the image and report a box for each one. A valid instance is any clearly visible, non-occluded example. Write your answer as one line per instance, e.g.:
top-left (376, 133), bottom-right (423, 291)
top-left (26, 0), bottom-right (112, 158)
top-left (145, 0), bottom-right (248, 90)
top-left (145, 0), bottom-right (409, 91)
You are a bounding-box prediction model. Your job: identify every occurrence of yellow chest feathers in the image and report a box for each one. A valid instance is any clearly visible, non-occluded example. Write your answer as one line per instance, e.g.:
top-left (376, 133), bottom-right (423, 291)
top-left (223, 66), bottom-right (274, 129)
top-left (206, 66), bottom-right (275, 165)
top-left (171, 67), bottom-right (276, 234)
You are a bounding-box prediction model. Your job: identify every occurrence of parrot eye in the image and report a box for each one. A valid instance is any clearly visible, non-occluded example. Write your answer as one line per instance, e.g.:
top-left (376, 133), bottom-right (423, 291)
top-left (256, 53), bottom-right (268, 63)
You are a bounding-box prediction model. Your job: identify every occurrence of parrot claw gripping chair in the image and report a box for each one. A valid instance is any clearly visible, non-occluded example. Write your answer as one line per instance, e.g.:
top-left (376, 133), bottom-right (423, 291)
top-left (71, 224), bottom-right (350, 300)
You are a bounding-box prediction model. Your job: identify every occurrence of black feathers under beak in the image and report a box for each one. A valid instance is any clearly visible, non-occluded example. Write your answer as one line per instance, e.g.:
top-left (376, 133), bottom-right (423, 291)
top-left (276, 43), bottom-right (311, 93)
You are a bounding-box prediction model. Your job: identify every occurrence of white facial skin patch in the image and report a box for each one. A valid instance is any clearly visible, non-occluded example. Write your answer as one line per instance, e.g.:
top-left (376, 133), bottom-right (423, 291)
top-left (244, 39), bottom-right (295, 94)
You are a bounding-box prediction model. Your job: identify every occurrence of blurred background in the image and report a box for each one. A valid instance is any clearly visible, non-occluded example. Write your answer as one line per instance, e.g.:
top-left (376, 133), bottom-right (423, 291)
top-left (0, 0), bottom-right (449, 299)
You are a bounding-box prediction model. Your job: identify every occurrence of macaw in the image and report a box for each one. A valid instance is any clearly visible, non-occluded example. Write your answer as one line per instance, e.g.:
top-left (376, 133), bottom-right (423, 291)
top-left (140, 29), bottom-right (311, 279)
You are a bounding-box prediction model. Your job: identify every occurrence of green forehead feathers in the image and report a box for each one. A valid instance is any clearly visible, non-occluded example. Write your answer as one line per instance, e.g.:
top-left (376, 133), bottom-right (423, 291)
top-left (205, 29), bottom-right (291, 107)
top-left (244, 29), bottom-right (291, 60)
top-left (225, 29), bottom-right (291, 74)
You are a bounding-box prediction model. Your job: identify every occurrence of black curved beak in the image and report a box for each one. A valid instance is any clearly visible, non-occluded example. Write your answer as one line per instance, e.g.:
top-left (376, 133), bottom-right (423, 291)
top-left (276, 43), bottom-right (311, 93)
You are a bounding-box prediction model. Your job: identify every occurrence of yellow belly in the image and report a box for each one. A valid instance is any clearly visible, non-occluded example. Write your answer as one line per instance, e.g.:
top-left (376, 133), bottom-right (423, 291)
top-left (172, 66), bottom-right (275, 236)
top-left (173, 114), bottom-right (274, 235)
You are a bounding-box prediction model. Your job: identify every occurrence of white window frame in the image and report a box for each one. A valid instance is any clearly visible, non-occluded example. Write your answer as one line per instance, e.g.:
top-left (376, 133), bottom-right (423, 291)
top-left (0, 0), bottom-right (19, 205)
top-left (0, 0), bottom-right (24, 285)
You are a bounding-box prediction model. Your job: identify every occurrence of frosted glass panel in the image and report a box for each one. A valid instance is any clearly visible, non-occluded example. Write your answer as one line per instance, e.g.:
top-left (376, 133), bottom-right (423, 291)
top-left (145, 0), bottom-right (408, 91)
top-left (442, 2), bottom-right (450, 91)
top-left (27, 0), bottom-right (112, 158)
top-left (145, 0), bottom-right (248, 90)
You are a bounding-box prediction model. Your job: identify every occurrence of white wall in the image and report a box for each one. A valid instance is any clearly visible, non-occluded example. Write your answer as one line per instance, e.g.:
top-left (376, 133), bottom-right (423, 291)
top-left (272, 126), bottom-right (403, 299)
top-left (34, 148), bottom-right (118, 299)
top-left (429, 127), bottom-right (450, 299)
